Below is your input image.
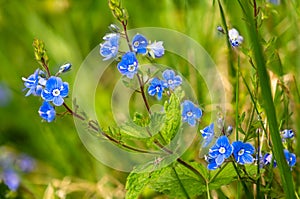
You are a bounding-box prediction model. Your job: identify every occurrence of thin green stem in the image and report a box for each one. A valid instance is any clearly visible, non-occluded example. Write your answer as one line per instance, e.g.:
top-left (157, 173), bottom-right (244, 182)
top-left (235, 56), bottom-right (240, 141)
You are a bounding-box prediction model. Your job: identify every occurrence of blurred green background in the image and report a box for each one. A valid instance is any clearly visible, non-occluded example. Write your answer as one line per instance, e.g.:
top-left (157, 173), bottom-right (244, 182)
top-left (0, 0), bottom-right (299, 198)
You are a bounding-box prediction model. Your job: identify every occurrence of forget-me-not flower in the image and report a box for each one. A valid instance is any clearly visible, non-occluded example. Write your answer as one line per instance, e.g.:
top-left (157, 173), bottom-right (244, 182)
top-left (208, 136), bottom-right (233, 167)
top-left (117, 52), bottom-right (138, 79)
top-left (228, 28), bottom-right (243, 47)
top-left (148, 41), bottom-right (165, 58)
top-left (232, 141), bottom-right (255, 165)
top-left (284, 149), bottom-right (296, 167)
top-left (132, 34), bottom-right (148, 54)
top-left (100, 33), bottom-right (120, 60)
top-left (148, 78), bottom-right (167, 100)
top-left (181, 100), bottom-right (202, 126)
top-left (38, 101), bottom-right (56, 122)
top-left (200, 123), bottom-right (215, 147)
top-left (162, 69), bottom-right (182, 90)
top-left (22, 69), bottom-right (43, 97)
top-left (41, 76), bottom-right (69, 106)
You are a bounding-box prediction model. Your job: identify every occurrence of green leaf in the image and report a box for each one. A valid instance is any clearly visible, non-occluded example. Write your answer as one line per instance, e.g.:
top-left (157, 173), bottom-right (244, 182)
top-left (160, 92), bottom-right (181, 144)
top-left (125, 166), bottom-right (167, 199)
top-left (209, 163), bottom-right (236, 190)
top-left (149, 163), bottom-right (207, 198)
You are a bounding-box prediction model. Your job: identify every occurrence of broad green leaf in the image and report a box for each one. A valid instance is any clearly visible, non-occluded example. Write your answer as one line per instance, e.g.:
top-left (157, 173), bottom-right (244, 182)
top-left (149, 163), bottom-right (207, 198)
top-left (209, 163), bottom-right (236, 190)
top-left (160, 92), bottom-right (181, 144)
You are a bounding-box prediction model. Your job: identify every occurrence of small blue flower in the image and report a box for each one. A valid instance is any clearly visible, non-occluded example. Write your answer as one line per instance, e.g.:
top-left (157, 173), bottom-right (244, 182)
top-left (100, 33), bottom-right (120, 60)
top-left (58, 63), bottom-right (72, 73)
top-left (117, 52), bottom-right (138, 79)
top-left (205, 155), bottom-right (218, 170)
top-left (232, 141), bottom-right (255, 165)
top-left (181, 100), bottom-right (202, 126)
top-left (162, 69), bottom-right (182, 90)
top-left (228, 28), bottom-right (243, 47)
top-left (148, 41), bottom-right (165, 58)
top-left (263, 153), bottom-right (277, 167)
top-left (2, 169), bottom-right (20, 191)
top-left (17, 155), bottom-right (35, 173)
top-left (22, 69), bottom-right (42, 96)
top-left (148, 78), bottom-right (167, 100)
top-left (284, 149), bottom-right (296, 167)
top-left (200, 123), bottom-right (215, 147)
top-left (132, 34), bottom-right (148, 54)
top-left (38, 101), bottom-right (56, 122)
top-left (208, 136), bottom-right (233, 167)
top-left (281, 129), bottom-right (294, 140)
top-left (41, 76), bottom-right (69, 106)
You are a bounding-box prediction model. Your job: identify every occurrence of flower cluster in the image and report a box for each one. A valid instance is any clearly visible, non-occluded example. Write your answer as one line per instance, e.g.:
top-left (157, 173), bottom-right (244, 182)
top-left (204, 135), bottom-right (255, 170)
top-left (228, 28), bottom-right (243, 47)
top-left (99, 30), bottom-right (165, 79)
top-left (261, 129), bottom-right (296, 169)
top-left (0, 147), bottom-right (35, 191)
top-left (148, 69), bottom-right (182, 100)
top-left (22, 64), bottom-right (71, 122)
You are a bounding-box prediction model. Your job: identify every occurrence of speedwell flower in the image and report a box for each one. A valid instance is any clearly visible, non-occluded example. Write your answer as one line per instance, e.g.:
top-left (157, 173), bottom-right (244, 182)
top-left (2, 169), bottom-right (20, 191)
top-left (148, 41), bottom-right (165, 58)
top-left (228, 28), bottom-right (243, 47)
top-left (100, 33), bottom-right (120, 60)
top-left (181, 100), bottom-right (202, 126)
top-left (22, 69), bottom-right (43, 96)
top-left (200, 123), bottom-right (215, 147)
top-left (38, 101), bottom-right (56, 122)
top-left (148, 78), bottom-right (167, 100)
top-left (58, 63), bottom-right (72, 73)
top-left (263, 153), bottom-right (277, 167)
top-left (117, 52), bottom-right (138, 79)
top-left (205, 155), bottom-right (218, 170)
top-left (284, 149), bottom-right (296, 167)
top-left (162, 69), bottom-right (182, 90)
top-left (41, 76), bottom-right (69, 106)
top-left (132, 34), bottom-right (148, 54)
top-left (281, 129), bottom-right (294, 140)
top-left (232, 141), bottom-right (255, 165)
top-left (208, 136), bottom-right (233, 167)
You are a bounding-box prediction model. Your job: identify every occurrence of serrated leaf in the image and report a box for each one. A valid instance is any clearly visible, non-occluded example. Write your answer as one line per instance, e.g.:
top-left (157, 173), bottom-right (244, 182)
top-left (125, 166), bottom-right (167, 199)
top-left (160, 93), bottom-right (181, 144)
top-left (149, 163), bottom-right (207, 197)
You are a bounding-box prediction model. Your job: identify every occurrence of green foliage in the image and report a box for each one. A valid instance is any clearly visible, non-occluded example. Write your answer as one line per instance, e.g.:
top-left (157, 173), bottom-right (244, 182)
top-left (160, 92), bottom-right (182, 144)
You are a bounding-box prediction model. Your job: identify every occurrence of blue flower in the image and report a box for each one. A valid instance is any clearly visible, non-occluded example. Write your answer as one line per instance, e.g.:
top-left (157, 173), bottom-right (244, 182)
top-left (284, 149), bottom-right (296, 167)
top-left (41, 76), bottom-right (69, 106)
top-left (181, 100), bottom-right (202, 126)
top-left (148, 78), bottom-right (167, 100)
top-left (2, 169), bottom-right (20, 191)
top-left (117, 52), bottom-right (138, 79)
top-left (162, 69), bottom-right (182, 90)
top-left (132, 34), bottom-right (148, 54)
top-left (281, 129), bottom-right (294, 140)
top-left (148, 41), bottom-right (165, 58)
top-left (200, 123), bottom-right (215, 147)
top-left (38, 101), bottom-right (56, 122)
top-left (22, 69), bottom-right (43, 96)
top-left (58, 63), bottom-right (72, 73)
top-left (100, 33), bottom-right (120, 60)
top-left (17, 155), bottom-right (35, 173)
top-left (228, 28), bottom-right (243, 47)
top-left (208, 136), bottom-right (233, 167)
top-left (232, 141), bottom-right (255, 165)
top-left (263, 153), bottom-right (277, 167)
top-left (205, 155), bottom-right (218, 170)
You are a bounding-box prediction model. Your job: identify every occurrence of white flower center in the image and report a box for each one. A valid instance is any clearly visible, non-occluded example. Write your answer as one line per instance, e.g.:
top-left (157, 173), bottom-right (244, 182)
top-left (155, 86), bottom-right (160, 92)
top-left (168, 79), bottom-right (173, 85)
top-left (187, 111), bottom-right (193, 117)
top-left (219, 147), bottom-right (226, 154)
top-left (133, 41), bottom-right (139, 47)
top-left (238, 149), bottom-right (245, 156)
top-left (128, 63), bottom-right (136, 72)
top-left (52, 89), bottom-right (60, 97)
